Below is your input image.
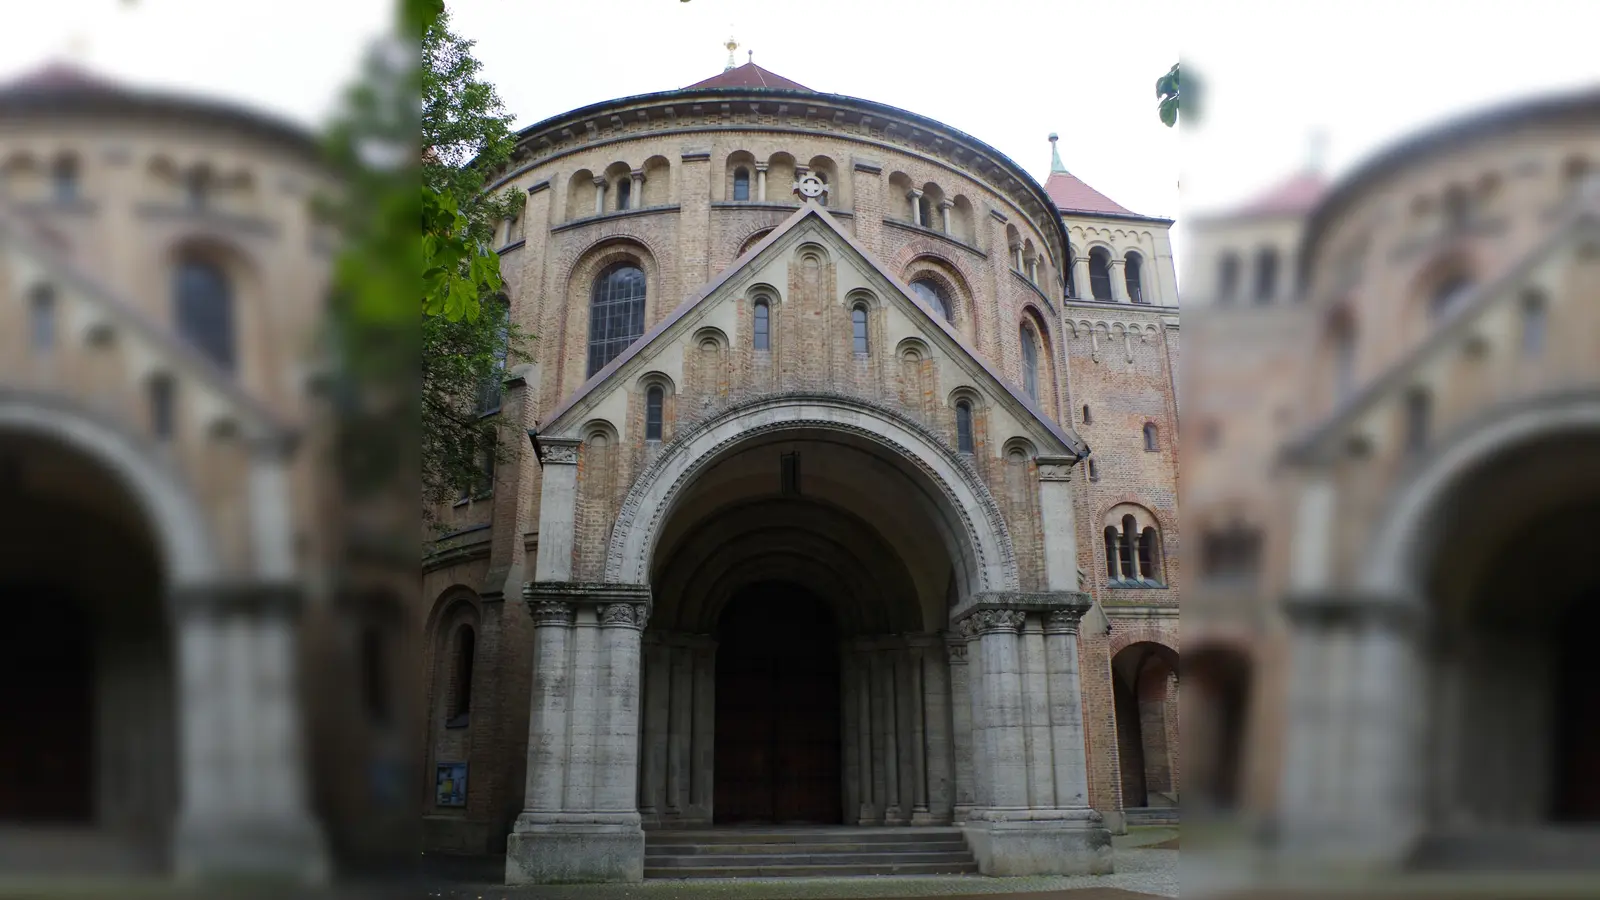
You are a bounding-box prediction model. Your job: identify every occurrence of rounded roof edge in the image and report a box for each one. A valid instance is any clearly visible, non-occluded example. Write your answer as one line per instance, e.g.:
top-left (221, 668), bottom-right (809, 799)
top-left (1297, 86), bottom-right (1600, 285)
top-left (507, 84), bottom-right (1071, 271)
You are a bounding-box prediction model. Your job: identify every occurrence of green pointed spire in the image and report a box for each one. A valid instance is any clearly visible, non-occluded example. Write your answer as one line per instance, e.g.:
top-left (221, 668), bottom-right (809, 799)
top-left (1048, 133), bottom-right (1068, 174)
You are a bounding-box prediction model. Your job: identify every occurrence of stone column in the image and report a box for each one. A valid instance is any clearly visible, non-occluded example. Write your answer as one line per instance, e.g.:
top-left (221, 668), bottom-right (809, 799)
top-left (854, 640), bottom-right (879, 823)
top-left (1073, 256), bottom-right (1092, 300)
top-left (1108, 258), bottom-right (1130, 302)
top-left (629, 169), bottom-right (644, 210)
top-left (946, 634), bottom-right (976, 823)
top-left (954, 593), bottom-right (1112, 877)
top-left (876, 644), bottom-right (906, 824)
top-left (507, 582), bottom-right (650, 885)
top-left (639, 636), bottom-right (668, 821)
top-left (1276, 591), bottom-right (1427, 871)
top-left (592, 176), bottom-right (607, 217)
top-left (907, 188), bottom-right (925, 227)
top-left (938, 198), bottom-right (955, 235)
top-left (754, 162), bottom-right (768, 202)
top-left (907, 634), bottom-right (945, 824)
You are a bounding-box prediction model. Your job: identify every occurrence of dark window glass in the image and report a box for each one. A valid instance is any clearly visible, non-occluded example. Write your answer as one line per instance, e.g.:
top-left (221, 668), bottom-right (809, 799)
top-left (1126, 253), bottom-right (1144, 303)
top-left (1082, 404), bottom-right (1092, 424)
top-left (753, 300), bottom-right (770, 350)
top-left (956, 401), bottom-right (974, 454)
top-left (175, 258), bottom-right (235, 371)
top-left (911, 278), bottom-right (952, 321)
top-left (451, 626), bottom-right (475, 721)
top-left (616, 178), bottom-right (631, 210)
top-left (1255, 248), bottom-right (1279, 303)
top-left (587, 263), bottom-right (647, 376)
top-left (1089, 250), bottom-right (1113, 300)
top-left (917, 195), bottom-right (932, 227)
top-left (1088, 458), bottom-right (1100, 481)
top-left (1218, 253), bottom-right (1240, 302)
top-left (1065, 254), bottom-right (1077, 297)
top-left (1139, 527), bottom-right (1159, 583)
top-left (1104, 527), bottom-right (1120, 580)
top-left (645, 385), bottom-right (664, 441)
top-left (733, 167), bottom-right (750, 201)
top-left (1020, 324), bottom-right (1039, 400)
top-left (29, 285), bottom-right (54, 351)
top-left (852, 305), bottom-right (869, 354)
top-left (1144, 422), bottom-right (1159, 451)
top-left (1117, 518), bottom-right (1136, 579)
top-left (149, 375), bottom-right (175, 439)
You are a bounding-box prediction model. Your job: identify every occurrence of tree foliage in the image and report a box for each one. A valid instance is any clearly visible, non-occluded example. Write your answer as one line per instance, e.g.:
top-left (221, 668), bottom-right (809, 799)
top-left (1157, 62), bottom-right (1180, 127)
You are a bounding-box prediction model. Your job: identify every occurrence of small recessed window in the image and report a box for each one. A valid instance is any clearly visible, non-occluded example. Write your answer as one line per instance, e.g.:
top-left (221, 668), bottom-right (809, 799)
top-left (1143, 422), bottom-right (1159, 451)
top-left (645, 385), bottom-right (664, 441)
top-left (753, 299), bottom-right (770, 351)
top-left (1082, 404), bottom-right (1092, 425)
top-left (616, 178), bottom-right (631, 211)
top-left (955, 401), bottom-right (974, 454)
top-left (851, 305), bottom-right (869, 354)
top-left (733, 167), bottom-right (750, 201)
top-left (1125, 253), bottom-right (1144, 303)
top-left (1088, 458), bottom-right (1100, 481)
top-left (1020, 324), bottom-right (1040, 400)
top-left (29, 285), bottom-right (55, 351)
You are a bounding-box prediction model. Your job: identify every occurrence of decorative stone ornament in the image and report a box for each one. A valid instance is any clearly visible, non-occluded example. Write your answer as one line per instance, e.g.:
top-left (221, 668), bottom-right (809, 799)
top-left (793, 171), bottom-right (829, 201)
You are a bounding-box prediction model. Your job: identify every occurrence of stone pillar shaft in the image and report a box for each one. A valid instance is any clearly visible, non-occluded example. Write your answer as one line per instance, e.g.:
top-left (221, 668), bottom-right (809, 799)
top-left (629, 169), bottom-right (644, 210)
top-left (1109, 258), bottom-right (1130, 302)
top-left (947, 636), bottom-right (976, 822)
top-left (754, 163), bottom-right (768, 202)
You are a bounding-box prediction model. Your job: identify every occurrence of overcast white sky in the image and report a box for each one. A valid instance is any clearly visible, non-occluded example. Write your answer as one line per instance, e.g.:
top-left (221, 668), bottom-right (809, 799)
top-left (5, 0), bottom-right (1596, 283)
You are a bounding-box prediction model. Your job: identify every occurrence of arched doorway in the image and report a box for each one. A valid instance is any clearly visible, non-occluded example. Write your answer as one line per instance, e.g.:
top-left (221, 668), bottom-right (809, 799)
top-left (0, 429), bottom-right (173, 870)
top-left (1111, 642), bottom-right (1178, 810)
top-left (1184, 646), bottom-right (1252, 815)
top-left (713, 585), bottom-right (841, 824)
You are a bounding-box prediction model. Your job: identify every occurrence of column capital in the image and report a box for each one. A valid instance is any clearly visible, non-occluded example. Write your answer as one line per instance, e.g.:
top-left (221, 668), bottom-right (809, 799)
top-left (523, 581), bottom-right (653, 628)
top-left (538, 437), bottom-right (581, 465)
top-left (907, 187), bottom-right (925, 199)
top-left (753, 161), bottom-right (769, 172)
top-left (951, 590), bottom-right (1093, 636)
top-left (943, 633), bottom-right (969, 662)
top-left (630, 168), bottom-right (645, 179)
top-left (957, 608), bottom-right (1026, 638)
top-left (592, 175), bottom-right (608, 187)
top-left (1036, 455), bottom-right (1079, 482)
top-left (1107, 257), bottom-right (1126, 270)
top-left (937, 197), bottom-right (955, 210)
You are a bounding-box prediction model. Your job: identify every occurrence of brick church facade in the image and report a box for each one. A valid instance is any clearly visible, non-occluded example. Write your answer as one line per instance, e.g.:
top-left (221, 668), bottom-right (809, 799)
top-left (420, 62), bottom-right (1183, 882)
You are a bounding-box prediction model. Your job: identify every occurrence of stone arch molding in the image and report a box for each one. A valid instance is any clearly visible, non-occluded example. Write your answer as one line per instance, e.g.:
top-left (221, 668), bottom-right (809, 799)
top-left (0, 392), bottom-right (218, 584)
top-left (1361, 392), bottom-right (1600, 599)
top-left (603, 392), bottom-right (1020, 593)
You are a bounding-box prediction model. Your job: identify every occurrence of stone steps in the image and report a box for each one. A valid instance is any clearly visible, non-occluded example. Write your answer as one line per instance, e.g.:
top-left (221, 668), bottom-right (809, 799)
top-left (644, 828), bottom-right (979, 879)
top-left (1126, 806), bottom-right (1181, 826)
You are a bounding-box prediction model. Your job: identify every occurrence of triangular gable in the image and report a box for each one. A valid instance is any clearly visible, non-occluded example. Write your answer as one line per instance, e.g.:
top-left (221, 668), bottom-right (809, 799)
top-left (1283, 199), bottom-right (1600, 466)
top-left (539, 201), bottom-right (1087, 457)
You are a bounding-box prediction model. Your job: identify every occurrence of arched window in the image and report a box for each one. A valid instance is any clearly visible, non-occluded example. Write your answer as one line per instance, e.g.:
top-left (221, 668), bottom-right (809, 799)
top-left (851, 304), bottom-right (869, 354)
top-left (645, 385), bottom-right (664, 441)
top-left (587, 263), bottom-right (647, 376)
top-left (1217, 252), bottom-right (1240, 303)
top-left (1143, 422), bottom-right (1159, 451)
top-left (1082, 404), bottom-right (1092, 424)
top-left (1103, 526), bottom-right (1120, 580)
top-left (1119, 514), bottom-right (1138, 579)
top-left (1125, 252), bottom-right (1145, 303)
top-left (1254, 248), bottom-right (1279, 303)
top-left (29, 285), bottom-right (54, 351)
top-left (733, 167), bottom-right (750, 201)
top-left (955, 401), bottom-right (974, 454)
top-left (1020, 323), bottom-right (1039, 400)
top-left (51, 156), bottom-right (78, 204)
top-left (1429, 274), bottom-right (1473, 319)
top-left (615, 178), bottom-right (631, 211)
top-left (1522, 290), bottom-right (1547, 358)
top-left (917, 195), bottom-right (932, 229)
top-left (175, 257), bottom-right (235, 371)
top-left (911, 278), bottom-right (952, 321)
top-left (1139, 527), bottom-right (1162, 584)
top-left (752, 299), bottom-right (770, 350)
top-left (149, 374), bottom-right (175, 440)
top-left (448, 625), bottom-right (475, 726)
top-left (1089, 249), bottom-right (1113, 300)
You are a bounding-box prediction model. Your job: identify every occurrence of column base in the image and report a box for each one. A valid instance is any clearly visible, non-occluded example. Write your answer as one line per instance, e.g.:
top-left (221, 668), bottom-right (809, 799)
top-left (173, 813), bottom-right (329, 884)
top-left (910, 808), bottom-right (944, 826)
top-left (505, 820), bottom-right (644, 884)
top-left (963, 812), bottom-right (1113, 876)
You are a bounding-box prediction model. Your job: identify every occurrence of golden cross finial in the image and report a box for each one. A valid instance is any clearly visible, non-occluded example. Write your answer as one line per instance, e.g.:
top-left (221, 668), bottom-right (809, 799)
top-left (724, 35), bottom-right (739, 71)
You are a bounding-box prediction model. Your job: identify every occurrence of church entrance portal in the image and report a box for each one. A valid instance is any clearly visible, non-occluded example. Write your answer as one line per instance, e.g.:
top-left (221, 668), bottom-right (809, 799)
top-left (713, 585), bottom-right (842, 825)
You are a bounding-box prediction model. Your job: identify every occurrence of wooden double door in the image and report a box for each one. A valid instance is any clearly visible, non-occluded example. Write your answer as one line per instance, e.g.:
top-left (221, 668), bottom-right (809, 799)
top-left (713, 587), bottom-right (842, 825)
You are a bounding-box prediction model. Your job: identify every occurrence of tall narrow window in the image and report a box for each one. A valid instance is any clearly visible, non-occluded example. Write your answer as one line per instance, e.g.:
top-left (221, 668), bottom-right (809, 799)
top-left (1088, 458), bottom-right (1100, 481)
top-left (587, 263), bottom-right (646, 376)
top-left (1217, 253), bottom-right (1240, 303)
top-left (1126, 252), bottom-right (1145, 303)
top-left (911, 278), bottom-right (952, 321)
top-left (956, 401), bottom-right (974, 454)
top-left (645, 385), bottom-right (664, 441)
top-left (149, 374), bottom-right (175, 439)
top-left (1089, 249), bottom-right (1113, 300)
top-left (1082, 404), bottom-right (1092, 424)
top-left (449, 626), bottom-right (475, 725)
top-left (1404, 389), bottom-right (1431, 454)
top-left (478, 297), bottom-right (509, 413)
top-left (175, 258), bottom-right (235, 371)
top-left (1522, 290), bottom-right (1547, 358)
top-left (1143, 422), bottom-right (1159, 451)
top-left (851, 305), bottom-right (869, 354)
top-left (752, 299), bottom-right (770, 350)
top-left (733, 167), bottom-right (750, 201)
top-left (1104, 527), bottom-right (1120, 580)
top-left (1139, 527), bottom-right (1161, 583)
top-left (51, 156), bottom-right (78, 205)
top-left (615, 178), bottom-right (631, 211)
top-left (1020, 324), bottom-right (1039, 400)
top-left (473, 429), bottom-right (496, 497)
top-left (918, 195), bottom-right (932, 229)
top-left (29, 285), bottom-right (54, 352)
top-left (1255, 248), bottom-right (1279, 303)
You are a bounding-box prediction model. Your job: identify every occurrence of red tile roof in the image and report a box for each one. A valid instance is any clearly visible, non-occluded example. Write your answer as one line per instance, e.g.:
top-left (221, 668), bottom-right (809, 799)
top-left (685, 63), bottom-right (812, 92)
top-left (1231, 170), bottom-right (1328, 217)
top-left (1044, 170), bottom-right (1139, 217)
